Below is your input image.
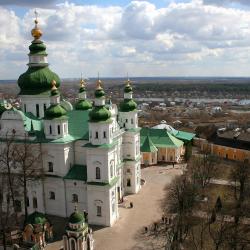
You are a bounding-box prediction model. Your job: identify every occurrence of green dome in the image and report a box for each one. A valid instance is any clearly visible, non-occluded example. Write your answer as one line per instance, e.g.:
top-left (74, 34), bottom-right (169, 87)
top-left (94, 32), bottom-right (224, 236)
top-left (124, 84), bottom-right (132, 93)
top-left (95, 88), bottom-right (105, 98)
top-left (119, 99), bottom-right (137, 112)
top-left (0, 104), bottom-right (7, 116)
top-left (25, 211), bottom-right (47, 225)
top-left (69, 211), bottom-right (85, 224)
top-left (44, 104), bottom-right (67, 119)
top-left (79, 86), bottom-right (86, 93)
top-left (75, 99), bottom-right (92, 111)
top-left (89, 106), bottom-right (111, 122)
top-left (29, 40), bottom-right (47, 55)
top-left (18, 66), bottom-right (60, 95)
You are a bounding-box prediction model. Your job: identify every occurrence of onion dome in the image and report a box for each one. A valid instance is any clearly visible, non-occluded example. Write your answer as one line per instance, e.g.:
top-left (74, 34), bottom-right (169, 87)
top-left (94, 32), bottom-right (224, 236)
top-left (17, 13), bottom-right (60, 95)
top-left (69, 210), bottom-right (85, 224)
top-left (95, 79), bottom-right (105, 98)
top-left (44, 104), bottom-right (67, 119)
top-left (79, 79), bottom-right (86, 93)
top-left (25, 211), bottom-right (48, 226)
top-left (119, 99), bottom-right (137, 112)
top-left (89, 106), bottom-right (111, 122)
top-left (120, 78), bottom-right (137, 112)
top-left (75, 100), bottom-right (92, 110)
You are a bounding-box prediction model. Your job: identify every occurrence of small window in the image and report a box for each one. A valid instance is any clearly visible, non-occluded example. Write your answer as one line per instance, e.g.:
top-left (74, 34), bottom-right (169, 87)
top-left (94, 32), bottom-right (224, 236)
top-left (26, 197), bottom-right (29, 207)
top-left (49, 191), bottom-right (55, 200)
top-left (49, 125), bottom-right (52, 134)
top-left (33, 197), bottom-right (38, 209)
top-left (110, 165), bottom-right (113, 178)
top-left (24, 104), bottom-right (27, 113)
top-left (48, 162), bottom-right (53, 172)
top-left (127, 168), bottom-right (131, 173)
top-left (36, 104), bottom-right (40, 117)
top-left (103, 131), bottom-right (106, 138)
top-left (43, 104), bottom-right (47, 112)
top-left (97, 206), bottom-right (102, 217)
top-left (72, 194), bottom-right (78, 203)
top-left (126, 119), bottom-right (128, 123)
top-left (127, 179), bottom-right (131, 187)
top-left (95, 132), bottom-right (98, 139)
top-left (131, 118), bottom-right (134, 124)
top-left (57, 125), bottom-right (61, 134)
top-left (96, 167), bottom-right (101, 179)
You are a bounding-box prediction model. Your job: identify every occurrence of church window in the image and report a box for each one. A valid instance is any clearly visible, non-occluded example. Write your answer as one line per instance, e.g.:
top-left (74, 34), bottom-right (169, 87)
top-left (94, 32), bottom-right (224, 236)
top-left (26, 197), bottom-right (29, 207)
top-left (127, 168), bottom-right (131, 173)
top-left (95, 132), bottom-right (98, 139)
top-left (24, 104), bottom-right (27, 113)
top-left (36, 104), bottom-right (40, 117)
top-left (33, 197), bottom-right (38, 209)
top-left (57, 125), bottom-right (60, 134)
top-left (110, 165), bottom-right (113, 178)
top-left (127, 179), bottom-right (131, 187)
top-left (70, 239), bottom-right (76, 250)
top-left (14, 200), bottom-right (22, 212)
top-left (97, 206), bottom-right (102, 217)
top-left (126, 119), bottom-right (128, 123)
top-left (48, 162), bottom-right (53, 172)
top-left (49, 125), bottom-right (52, 134)
top-left (72, 194), bottom-right (78, 203)
top-left (43, 103), bottom-right (46, 112)
top-left (131, 118), bottom-right (134, 124)
top-left (103, 131), bottom-right (106, 138)
top-left (96, 167), bottom-right (101, 179)
top-left (49, 191), bottom-right (55, 200)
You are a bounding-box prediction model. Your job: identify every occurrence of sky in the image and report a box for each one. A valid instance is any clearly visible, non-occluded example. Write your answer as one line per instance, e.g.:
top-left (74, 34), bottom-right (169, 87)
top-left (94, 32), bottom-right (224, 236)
top-left (1, 0), bottom-right (250, 79)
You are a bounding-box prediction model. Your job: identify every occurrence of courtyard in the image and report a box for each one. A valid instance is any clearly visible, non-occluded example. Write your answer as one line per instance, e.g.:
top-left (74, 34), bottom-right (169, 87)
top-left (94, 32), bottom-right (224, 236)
top-left (46, 165), bottom-right (182, 250)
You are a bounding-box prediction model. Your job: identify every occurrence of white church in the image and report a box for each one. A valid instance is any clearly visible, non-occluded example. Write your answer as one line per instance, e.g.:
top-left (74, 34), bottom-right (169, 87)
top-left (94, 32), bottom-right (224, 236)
top-left (0, 16), bottom-right (141, 227)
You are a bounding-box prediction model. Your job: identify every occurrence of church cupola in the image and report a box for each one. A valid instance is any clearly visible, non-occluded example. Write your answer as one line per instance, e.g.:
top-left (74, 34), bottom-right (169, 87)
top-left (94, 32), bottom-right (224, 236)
top-left (118, 78), bottom-right (138, 130)
top-left (44, 80), bottom-right (68, 139)
top-left (17, 12), bottom-right (61, 118)
top-left (88, 79), bottom-right (113, 145)
top-left (75, 79), bottom-right (92, 111)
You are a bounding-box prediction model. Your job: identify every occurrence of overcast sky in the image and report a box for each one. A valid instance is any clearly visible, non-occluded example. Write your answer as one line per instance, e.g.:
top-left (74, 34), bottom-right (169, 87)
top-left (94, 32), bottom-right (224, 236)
top-left (1, 0), bottom-right (250, 79)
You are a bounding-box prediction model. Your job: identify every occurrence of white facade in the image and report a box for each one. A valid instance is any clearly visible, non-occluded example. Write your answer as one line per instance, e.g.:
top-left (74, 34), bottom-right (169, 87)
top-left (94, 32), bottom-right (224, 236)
top-left (0, 95), bottom-right (141, 227)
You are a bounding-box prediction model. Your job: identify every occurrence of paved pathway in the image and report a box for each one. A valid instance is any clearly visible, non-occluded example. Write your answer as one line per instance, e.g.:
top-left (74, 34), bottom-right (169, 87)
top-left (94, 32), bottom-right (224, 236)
top-left (45, 166), bottom-right (181, 250)
top-left (93, 166), bottom-right (182, 250)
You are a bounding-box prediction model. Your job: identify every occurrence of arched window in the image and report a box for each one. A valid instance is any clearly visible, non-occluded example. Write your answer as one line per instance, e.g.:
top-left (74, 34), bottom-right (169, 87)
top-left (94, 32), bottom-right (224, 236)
top-left (96, 167), bottom-right (101, 179)
top-left (49, 191), bottom-right (55, 200)
top-left (95, 132), bottom-right (98, 139)
top-left (110, 165), bottom-right (113, 178)
top-left (103, 131), bottom-right (106, 138)
top-left (49, 125), bottom-right (52, 134)
top-left (33, 197), bottom-right (37, 209)
top-left (70, 239), bottom-right (76, 250)
top-left (14, 200), bottom-right (22, 212)
top-left (36, 104), bottom-right (40, 117)
top-left (72, 194), bottom-right (78, 203)
top-left (43, 103), bottom-right (47, 112)
top-left (57, 125), bottom-right (60, 134)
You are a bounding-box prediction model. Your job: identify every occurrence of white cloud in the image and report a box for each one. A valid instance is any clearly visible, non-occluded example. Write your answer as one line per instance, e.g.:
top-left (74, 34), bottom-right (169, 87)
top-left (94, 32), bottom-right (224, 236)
top-left (1, 0), bottom-right (250, 78)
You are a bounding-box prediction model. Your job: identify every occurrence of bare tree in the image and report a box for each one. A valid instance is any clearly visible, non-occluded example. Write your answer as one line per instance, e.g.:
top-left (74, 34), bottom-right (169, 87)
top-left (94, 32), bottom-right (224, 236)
top-left (187, 151), bottom-right (218, 195)
top-left (12, 137), bottom-right (43, 221)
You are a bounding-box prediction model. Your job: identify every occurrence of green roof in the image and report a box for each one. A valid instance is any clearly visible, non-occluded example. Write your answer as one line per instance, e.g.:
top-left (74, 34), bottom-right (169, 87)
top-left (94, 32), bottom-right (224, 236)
top-left (75, 99), bottom-right (92, 111)
top-left (140, 128), bottom-right (184, 148)
top-left (89, 106), bottom-right (111, 122)
top-left (25, 211), bottom-right (48, 226)
top-left (18, 66), bottom-right (61, 95)
top-left (140, 135), bottom-right (158, 152)
top-left (44, 104), bottom-right (67, 119)
top-left (119, 99), bottom-right (137, 112)
top-left (69, 211), bottom-right (85, 224)
top-left (64, 165), bottom-right (87, 181)
top-left (87, 176), bottom-right (119, 187)
top-left (175, 130), bottom-right (195, 141)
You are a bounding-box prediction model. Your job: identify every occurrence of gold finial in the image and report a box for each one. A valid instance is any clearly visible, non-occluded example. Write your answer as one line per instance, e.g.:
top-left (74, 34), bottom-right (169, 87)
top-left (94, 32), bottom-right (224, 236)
top-left (96, 72), bottom-right (102, 89)
top-left (126, 73), bottom-right (131, 86)
top-left (31, 9), bottom-right (42, 40)
top-left (80, 79), bottom-right (85, 88)
top-left (51, 80), bottom-right (57, 90)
